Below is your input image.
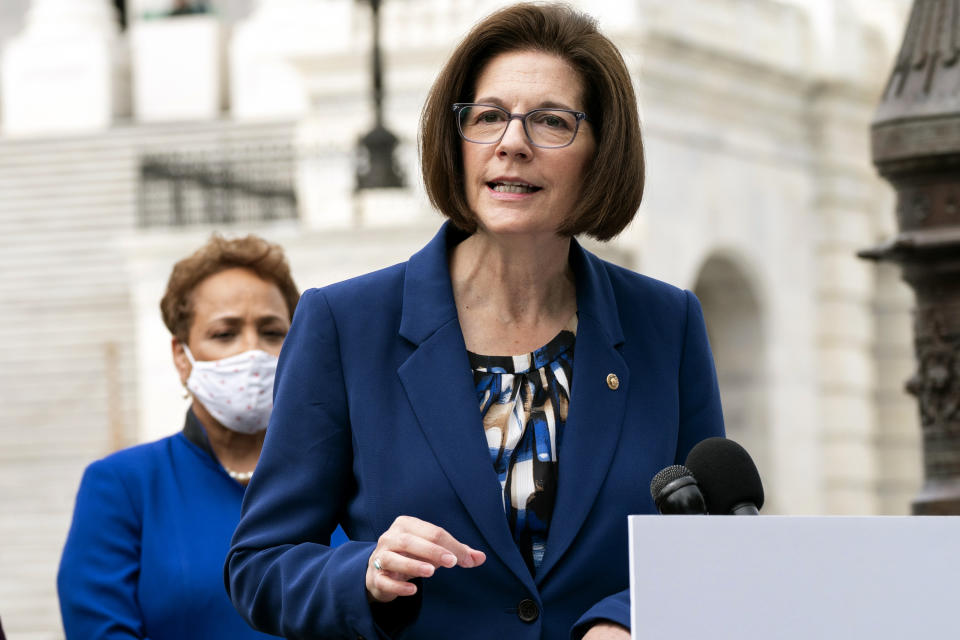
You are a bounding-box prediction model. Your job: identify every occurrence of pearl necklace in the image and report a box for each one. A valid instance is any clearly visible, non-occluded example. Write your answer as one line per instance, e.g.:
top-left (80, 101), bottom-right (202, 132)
top-left (226, 468), bottom-right (254, 482)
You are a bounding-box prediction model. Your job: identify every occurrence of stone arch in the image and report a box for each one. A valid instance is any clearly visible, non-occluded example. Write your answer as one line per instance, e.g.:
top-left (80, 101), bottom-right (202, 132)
top-left (693, 252), bottom-right (774, 512)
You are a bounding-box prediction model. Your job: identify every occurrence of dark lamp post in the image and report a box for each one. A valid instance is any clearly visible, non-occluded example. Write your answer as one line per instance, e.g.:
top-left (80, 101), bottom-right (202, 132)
top-left (860, 0), bottom-right (960, 514)
top-left (355, 0), bottom-right (404, 191)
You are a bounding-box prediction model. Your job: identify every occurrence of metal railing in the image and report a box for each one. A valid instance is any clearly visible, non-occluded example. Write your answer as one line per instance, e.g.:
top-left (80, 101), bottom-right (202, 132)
top-left (137, 145), bottom-right (298, 228)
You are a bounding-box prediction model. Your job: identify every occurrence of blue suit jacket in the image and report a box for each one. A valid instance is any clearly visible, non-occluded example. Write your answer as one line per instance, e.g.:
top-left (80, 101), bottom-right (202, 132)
top-left (225, 223), bottom-right (724, 639)
top-left (58, 429), bottom-right (279, 640)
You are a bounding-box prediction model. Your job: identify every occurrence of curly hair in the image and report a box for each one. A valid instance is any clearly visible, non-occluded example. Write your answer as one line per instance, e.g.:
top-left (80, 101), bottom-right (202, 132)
top-left (160, 234), bottom-right (300, 343)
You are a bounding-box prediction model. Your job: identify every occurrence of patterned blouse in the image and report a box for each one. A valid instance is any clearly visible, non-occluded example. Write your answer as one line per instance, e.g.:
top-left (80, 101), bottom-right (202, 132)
top-left (469, 315), bottom-right (577, 574)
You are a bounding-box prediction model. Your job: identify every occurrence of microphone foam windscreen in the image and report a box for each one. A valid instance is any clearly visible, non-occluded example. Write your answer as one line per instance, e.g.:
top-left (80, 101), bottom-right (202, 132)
top-left (684, 438), bottom-right (764, 514)
top-left (649, 464), bottom-right (694, 500)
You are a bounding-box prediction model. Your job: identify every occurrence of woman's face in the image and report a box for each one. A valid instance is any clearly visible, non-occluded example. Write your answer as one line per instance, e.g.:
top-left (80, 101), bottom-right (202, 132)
top-left (461, 50), bottom-right (595, 240)
top-left (173, 267), bottom-right (290, 384)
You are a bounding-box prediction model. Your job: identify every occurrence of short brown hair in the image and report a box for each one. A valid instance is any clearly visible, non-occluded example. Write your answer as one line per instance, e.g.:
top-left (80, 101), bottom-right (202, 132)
top-left (420, 2), bottom-right (644, 241)
top-left (160, 234), bottom-right (299, 343)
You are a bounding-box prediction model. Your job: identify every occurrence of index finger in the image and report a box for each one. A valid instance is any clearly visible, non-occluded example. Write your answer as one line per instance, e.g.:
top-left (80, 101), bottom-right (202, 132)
top-left (394, 516), bottom-right (486, 569)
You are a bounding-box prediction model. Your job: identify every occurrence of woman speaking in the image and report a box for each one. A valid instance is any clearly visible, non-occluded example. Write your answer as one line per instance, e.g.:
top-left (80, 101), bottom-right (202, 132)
top-left (226, 4), bottom-right (724, 639)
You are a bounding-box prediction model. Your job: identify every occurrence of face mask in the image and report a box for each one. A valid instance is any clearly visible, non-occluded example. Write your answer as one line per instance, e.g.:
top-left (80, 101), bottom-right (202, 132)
top-left (182, 345), bottom-right (278, 434)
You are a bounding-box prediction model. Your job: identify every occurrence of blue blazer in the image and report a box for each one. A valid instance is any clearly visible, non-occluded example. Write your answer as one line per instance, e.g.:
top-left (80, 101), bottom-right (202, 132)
top-left (226, 223), bottom-right (724, 639)
top-left (58, 428), bottom-right (279, 640)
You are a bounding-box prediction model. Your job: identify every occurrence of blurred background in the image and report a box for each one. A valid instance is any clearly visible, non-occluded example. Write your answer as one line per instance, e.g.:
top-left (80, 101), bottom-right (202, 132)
top-left (0, 0), bottom-right (916, 637)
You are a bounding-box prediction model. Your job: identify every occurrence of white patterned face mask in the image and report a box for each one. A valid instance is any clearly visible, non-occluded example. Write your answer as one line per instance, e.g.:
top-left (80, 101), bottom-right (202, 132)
top-left (182, 345), bottom-right (278, 434)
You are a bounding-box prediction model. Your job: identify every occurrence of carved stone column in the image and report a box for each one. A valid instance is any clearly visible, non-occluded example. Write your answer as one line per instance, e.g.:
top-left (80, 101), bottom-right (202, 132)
top-left (861, 0), bottom-right (960, 514)
top-left (0, 0), bottom-right (121, 135)
top-left (129, 11), bottom-right (222, 122)
top-left (230, 0), bottom-right (353, 120)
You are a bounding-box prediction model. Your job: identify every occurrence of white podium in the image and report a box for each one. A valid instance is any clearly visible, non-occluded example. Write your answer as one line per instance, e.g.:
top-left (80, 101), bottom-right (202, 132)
top-left (628, 515), bottom-right (960, 638)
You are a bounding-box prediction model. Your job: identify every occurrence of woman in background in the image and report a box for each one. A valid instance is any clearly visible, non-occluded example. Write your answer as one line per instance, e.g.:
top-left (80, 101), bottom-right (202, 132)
top-left (58, 235), bottom-right (328, 639)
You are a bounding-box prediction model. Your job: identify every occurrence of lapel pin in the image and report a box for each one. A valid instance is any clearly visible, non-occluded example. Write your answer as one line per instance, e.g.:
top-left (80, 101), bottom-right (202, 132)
top-left (606, 373), bottom-right (620, 390)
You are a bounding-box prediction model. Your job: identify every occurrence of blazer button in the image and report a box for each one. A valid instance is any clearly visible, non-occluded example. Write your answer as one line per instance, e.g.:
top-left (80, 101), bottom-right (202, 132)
top-left (606, 373), bottom-right (620, 390)
top-left (517, 598), bottom-right (539, 623)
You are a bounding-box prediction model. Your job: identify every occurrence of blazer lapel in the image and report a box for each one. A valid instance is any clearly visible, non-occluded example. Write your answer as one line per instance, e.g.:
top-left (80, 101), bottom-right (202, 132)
top-left (397, 224), bottom-right (537, 593)
top-left (536, 241), bottom-right (629, 582)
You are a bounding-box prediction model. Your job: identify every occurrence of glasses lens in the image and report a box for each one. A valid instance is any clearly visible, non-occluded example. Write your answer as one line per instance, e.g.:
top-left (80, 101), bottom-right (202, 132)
top-left (458, 106), bottom-right (509, 143)
top-left (456, 106), bottom-right (581, 148)
top-left (526, 110), bottom-right (578, 147)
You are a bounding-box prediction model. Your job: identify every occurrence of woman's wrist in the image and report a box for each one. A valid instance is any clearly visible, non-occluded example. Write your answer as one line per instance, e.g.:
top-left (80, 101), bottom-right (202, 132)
top-left (581, 621), bottom-right (630, 640)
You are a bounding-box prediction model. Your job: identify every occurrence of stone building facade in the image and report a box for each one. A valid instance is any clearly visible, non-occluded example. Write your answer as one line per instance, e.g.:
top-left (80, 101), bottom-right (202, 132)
top-left (0, 0), bottom-right (916, 637)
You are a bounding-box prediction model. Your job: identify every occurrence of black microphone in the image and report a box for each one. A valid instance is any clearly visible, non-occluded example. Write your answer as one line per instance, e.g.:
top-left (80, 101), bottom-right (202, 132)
top-left (649, 464), bottom-right (707, 515)
top-left (685, 437), bottom-right (764, 515)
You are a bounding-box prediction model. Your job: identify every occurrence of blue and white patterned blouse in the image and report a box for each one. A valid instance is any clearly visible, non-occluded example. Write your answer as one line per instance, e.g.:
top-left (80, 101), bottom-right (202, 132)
top-left (469, 315), bottom-right (576, 573)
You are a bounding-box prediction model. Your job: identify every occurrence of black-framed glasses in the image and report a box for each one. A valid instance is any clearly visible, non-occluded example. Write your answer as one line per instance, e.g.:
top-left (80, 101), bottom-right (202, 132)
top-left (452, 103), bottom-right (590, 149)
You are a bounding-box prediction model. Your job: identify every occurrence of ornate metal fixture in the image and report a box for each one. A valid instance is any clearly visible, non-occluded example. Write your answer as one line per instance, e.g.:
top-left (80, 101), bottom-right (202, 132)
top-left (355, 0), bottom-right (404, 191)
top-left (860, 0), bottom-right (960, 514)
